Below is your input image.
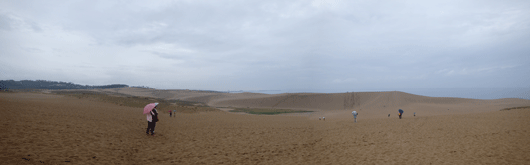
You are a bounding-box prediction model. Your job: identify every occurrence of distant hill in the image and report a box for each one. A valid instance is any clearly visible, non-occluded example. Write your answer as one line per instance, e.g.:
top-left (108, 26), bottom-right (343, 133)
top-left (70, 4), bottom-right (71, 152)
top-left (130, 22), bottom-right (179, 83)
top-left (0, 80), bottom-right (128, 90)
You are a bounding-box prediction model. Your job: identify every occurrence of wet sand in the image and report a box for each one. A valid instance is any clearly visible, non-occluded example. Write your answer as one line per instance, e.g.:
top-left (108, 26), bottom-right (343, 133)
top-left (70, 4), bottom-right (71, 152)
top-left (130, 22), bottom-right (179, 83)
top-left (1, 92), bottom-right (529, 164)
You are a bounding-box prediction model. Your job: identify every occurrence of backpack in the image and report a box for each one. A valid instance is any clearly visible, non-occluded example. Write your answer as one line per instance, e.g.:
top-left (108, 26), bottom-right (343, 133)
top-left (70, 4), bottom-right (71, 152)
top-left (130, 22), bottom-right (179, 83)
top-left (152, 109), bottom-right (159, 122)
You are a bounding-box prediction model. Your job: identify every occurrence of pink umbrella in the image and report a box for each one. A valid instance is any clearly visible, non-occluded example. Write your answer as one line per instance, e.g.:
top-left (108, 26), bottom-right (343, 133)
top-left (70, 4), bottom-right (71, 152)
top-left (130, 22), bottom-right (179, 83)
top-left (143, 103), bottom-right (158, 114)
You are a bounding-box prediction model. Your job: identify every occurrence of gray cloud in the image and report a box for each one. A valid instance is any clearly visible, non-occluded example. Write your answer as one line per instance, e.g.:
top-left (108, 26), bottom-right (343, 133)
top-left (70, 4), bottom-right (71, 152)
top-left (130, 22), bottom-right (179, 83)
top-left (0, 14), bottom-right (13, 30)
top-left (1, 0), bottom-right (529, 93)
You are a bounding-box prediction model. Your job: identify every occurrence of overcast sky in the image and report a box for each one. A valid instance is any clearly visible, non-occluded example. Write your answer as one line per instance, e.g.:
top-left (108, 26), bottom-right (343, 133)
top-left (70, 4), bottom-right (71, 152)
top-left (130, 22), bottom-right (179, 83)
top-left (1, 0), bottom-right (529, 93)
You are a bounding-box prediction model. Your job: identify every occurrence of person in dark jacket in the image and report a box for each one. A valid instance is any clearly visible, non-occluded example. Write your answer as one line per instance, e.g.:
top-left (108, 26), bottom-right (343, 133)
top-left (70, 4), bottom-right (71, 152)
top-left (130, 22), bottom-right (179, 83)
top-left (146, 103), bottom-right (159, 136)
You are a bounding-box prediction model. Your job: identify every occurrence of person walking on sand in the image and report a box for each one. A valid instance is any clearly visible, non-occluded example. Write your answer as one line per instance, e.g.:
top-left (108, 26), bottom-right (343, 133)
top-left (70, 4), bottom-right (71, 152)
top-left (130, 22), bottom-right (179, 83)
top-left (398, 109), bottom-right (404, 119)
top-left (173, 110), bottom-right (176, 117)
top-left (352, 111), bottom-right (358, 123)
top-left (169, 110), bottom-right (172, 117)
top-left (146, 103), bottom-right (159, 136)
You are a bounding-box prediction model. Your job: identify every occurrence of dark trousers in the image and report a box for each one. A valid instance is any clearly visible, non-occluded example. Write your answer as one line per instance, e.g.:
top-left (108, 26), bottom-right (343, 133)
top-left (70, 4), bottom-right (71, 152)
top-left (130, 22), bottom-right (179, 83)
top-left (146, 121), bottom-right (156, 135)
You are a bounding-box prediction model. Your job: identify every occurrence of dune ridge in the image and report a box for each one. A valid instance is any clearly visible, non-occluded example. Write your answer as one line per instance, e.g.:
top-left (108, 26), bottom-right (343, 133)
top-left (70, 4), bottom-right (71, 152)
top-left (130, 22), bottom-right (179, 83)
top-left (209, 91), bottom-right (530, 118)
top-left (79, 88), bottom-right (530, 119)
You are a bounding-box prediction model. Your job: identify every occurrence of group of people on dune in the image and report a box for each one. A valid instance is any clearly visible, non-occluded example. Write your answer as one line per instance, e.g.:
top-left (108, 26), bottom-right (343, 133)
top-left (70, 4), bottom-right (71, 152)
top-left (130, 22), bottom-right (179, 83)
top-left (353, 109), bottom-right (414, 122)
top-left (143, 103), bottom-right (412, 136)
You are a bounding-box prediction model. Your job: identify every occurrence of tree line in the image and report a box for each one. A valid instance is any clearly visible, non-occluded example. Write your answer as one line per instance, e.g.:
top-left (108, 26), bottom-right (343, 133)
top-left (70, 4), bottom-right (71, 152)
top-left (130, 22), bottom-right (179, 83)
top-left (0, 80), bottom-right (128, 90)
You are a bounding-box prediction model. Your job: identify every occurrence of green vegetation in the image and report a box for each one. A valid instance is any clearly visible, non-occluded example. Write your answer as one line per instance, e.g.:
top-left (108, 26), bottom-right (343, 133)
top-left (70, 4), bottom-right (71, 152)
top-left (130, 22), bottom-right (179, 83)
top-left (1, 80), bottom-right (128, 89)
top-left (500, 106), bottom-right (530, 111)
top-left (51, 90), bottom-right (218, 113)
top-left (229, 108), bottom-right (312, 115)
top-left (53, 90), bottom-right (169, 108)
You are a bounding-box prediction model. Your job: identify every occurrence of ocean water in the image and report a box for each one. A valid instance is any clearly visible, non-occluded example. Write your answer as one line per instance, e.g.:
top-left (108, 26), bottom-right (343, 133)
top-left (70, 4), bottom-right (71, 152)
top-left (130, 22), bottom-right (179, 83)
top-left (229, 88), bottom-right (530, 100)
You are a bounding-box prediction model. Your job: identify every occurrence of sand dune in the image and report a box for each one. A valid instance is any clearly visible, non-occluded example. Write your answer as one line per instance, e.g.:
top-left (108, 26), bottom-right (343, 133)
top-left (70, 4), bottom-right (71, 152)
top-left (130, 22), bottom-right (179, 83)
top-left (81, 88), bottom-right (530, 121)
top-left (90, 88), bottom-right (530, 116)
top-left (2, 91), bottom-right (529, 164)
top-left (209, 91), bottom-right (530, 119)
top-left (91, 87), bottom-right (271, 105)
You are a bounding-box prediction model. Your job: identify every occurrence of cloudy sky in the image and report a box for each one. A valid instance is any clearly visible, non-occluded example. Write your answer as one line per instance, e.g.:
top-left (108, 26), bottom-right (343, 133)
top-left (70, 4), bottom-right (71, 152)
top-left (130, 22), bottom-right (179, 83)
top-left (1, 0), bottom-right (529, 93)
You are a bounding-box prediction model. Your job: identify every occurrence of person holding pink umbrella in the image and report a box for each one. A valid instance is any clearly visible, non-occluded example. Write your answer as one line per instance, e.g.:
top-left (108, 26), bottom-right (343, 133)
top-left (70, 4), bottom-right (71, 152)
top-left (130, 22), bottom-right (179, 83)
top-left (144, 103), bottom-right (159, 136)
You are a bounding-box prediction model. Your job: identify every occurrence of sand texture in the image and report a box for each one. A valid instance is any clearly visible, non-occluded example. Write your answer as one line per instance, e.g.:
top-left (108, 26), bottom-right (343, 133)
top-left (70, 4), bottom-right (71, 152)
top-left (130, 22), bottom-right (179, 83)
top-left (1, 92), bottom-right (530, 164)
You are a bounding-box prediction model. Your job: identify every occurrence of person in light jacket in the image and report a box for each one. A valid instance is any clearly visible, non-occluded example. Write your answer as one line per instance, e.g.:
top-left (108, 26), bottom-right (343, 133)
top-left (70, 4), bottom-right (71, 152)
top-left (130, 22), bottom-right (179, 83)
top-left (352, 111), bottom-right (358, 123)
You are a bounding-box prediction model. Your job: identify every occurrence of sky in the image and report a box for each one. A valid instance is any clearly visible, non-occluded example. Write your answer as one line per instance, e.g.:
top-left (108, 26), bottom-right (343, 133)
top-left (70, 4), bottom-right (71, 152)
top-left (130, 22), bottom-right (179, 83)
top-left (1, 0), bottom-right (530, 95)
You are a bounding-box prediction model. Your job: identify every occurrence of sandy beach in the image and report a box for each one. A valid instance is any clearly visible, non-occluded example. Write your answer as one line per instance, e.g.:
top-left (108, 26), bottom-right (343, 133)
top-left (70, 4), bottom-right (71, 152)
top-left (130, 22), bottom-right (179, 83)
top-left (1, 91), bottom-right (530, 164)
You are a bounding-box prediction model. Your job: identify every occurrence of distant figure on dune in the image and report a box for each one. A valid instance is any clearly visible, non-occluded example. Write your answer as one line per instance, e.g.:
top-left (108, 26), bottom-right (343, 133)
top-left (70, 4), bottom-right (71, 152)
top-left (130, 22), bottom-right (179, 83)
top-left (398, 109), bottom-right (404, 119)
top-left (144, 103), bottom-right (159, 136)
top-left (323, 117), bottom-right (325, 121)
top-left (414, 112), bottom-right (416, 116)
top-left (352, 111), bottom-right (358, 123)
top-left (173, 110), bottom-right (176, 117)
top-left (388, 114), bottom-right (390, 117)
top-left (319, 117), bottom-right (321, 120)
